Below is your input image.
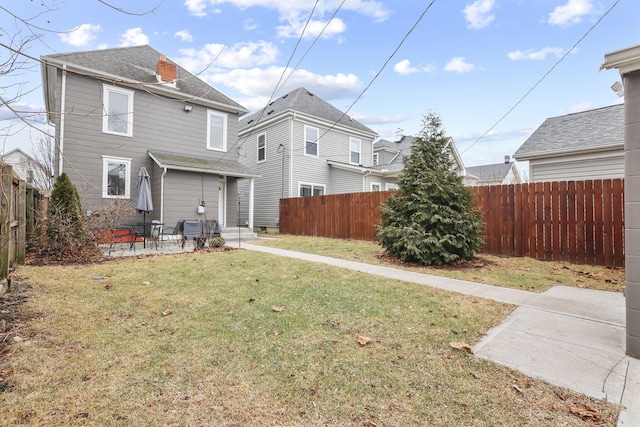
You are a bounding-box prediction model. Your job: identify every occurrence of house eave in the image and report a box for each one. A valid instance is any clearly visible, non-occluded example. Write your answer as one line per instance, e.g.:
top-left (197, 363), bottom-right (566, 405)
top-left (41, 56), bottom-right (249, 115)
top-left (513, 143), bottom-right (623, 161)
top-left (602, 44), bottom-right (640, 76)
top-left (148, 151), bottom-right (261, 179)
top-left (240, 109), bottom-right (377, 139)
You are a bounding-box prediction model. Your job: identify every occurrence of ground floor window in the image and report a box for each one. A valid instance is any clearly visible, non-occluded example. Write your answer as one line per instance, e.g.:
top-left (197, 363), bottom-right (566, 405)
top-left (299, 182), bottom-right (325, 197)
top-left (385, 183), bottom-right (399, 191)
top-left (370, 182), bottom-right (381, 191)
top-left (102, 155), bottom-right (131, 198)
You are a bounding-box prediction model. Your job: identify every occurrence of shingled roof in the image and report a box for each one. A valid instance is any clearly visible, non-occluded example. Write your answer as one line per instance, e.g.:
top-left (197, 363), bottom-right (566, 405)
top-left (466, 162), bottom-right (517, 183)
top-left (41, 45), bottom-right (247, 114)
top-left (514, 104), bottom-right (623, 160)
top-left (239, 87), bottom-right (376, 136)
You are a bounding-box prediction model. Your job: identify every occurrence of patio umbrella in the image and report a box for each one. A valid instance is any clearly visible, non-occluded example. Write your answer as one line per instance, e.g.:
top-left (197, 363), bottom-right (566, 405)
top-left (135, 167), bottom-right (153, 248)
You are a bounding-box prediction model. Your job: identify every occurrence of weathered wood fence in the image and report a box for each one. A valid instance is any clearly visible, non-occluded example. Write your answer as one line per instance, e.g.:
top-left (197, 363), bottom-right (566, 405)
top-left (279, 179), bottom-right (625, 267)
top-left (0, 165), bottom-right (46, 280)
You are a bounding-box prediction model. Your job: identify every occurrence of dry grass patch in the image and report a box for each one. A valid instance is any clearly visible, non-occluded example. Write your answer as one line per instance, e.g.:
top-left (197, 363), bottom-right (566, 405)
top-left (254, 235), bottom-right (624, 293)
top-left (0, 251), bottom-right (620, 426)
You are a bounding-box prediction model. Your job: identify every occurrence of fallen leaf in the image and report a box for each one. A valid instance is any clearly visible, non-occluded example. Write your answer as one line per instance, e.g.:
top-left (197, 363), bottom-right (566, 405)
top-left (357, 335), bottom-right (373, 346)
top-left (272, 306), bottom-right (285, 312)
top-left (162, 309), bottom-right (173, 316)
top-left (450, 342), bottom-right (474, 354)
top-left (570, 404), bottom-right (602, 422)
top-left (511, 384), bottom-right (523, 394)
top-left (248, 298), bottom-right (255, 303)
top-left (273, 330), bottom-right (279, 336)
top-left (103, 284), bottom-right (112, 290)
top-left (293, 275), bottom-right (299, 279)
top-left (142, 281), bottom-right (151, 285)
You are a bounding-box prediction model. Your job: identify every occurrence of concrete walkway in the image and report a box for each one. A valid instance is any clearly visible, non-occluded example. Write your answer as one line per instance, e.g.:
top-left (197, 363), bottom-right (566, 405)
top-left (103, 240), bottom-right (639, 424)
top-left (240, 243), bottom-right (639, 426)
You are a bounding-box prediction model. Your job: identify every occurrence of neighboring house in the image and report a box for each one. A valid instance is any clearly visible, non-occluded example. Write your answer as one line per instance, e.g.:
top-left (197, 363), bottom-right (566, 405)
top-left (1, 148), bottom-right (51, 191)
top-left (237, 87), bottom-right (379, 231)
top-left (372, 134), bottom-right (477, 187)
top-left (41, 45), bottom-right (259, 230)
top-left (465, 156), bottom-right (523, 186)
top-left (513, 104), bottom-right (624, 182)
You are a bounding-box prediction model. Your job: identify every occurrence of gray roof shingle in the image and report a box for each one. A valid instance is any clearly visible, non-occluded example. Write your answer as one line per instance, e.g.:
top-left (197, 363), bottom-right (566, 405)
top-left (239, 87), bottom-right (376, 135)
top-left (373, 135), bottom-right (414, 164)
top-left (42, 45), bottom-right (246, 112)
top-left (466, 163), bottom-right (514, 182)
top-left (148, 150), bottom-right (259, 178)
top-left (514, 104), bottom-right (623, 160)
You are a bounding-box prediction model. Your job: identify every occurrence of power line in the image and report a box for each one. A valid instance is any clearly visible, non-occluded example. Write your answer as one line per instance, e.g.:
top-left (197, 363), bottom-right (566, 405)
top-left (461, 0), bottom-right (622, 155)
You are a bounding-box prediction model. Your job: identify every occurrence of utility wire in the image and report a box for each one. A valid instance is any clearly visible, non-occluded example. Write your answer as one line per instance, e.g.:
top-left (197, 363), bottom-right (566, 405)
top-left (461, 0), bottom-right (622, 155)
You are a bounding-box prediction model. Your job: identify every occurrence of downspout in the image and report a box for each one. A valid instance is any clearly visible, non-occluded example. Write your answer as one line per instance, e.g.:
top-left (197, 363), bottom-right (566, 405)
top-left (160, 167), bottom-right (167, 223)
top-left (58, 64), bottom-right (67, 176)
top-left (290, 112), bottom-right (295, 198)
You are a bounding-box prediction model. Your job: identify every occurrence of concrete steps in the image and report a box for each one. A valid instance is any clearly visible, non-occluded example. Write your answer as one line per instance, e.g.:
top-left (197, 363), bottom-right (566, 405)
top-left (221, 227), bottom-right (258, 242)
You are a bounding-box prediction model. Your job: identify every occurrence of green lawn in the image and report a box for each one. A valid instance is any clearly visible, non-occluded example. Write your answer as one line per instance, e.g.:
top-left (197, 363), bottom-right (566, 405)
top-left (252, 234), bottom-right (625, 293)
top-left (0, 250), bottom-right (619, 426)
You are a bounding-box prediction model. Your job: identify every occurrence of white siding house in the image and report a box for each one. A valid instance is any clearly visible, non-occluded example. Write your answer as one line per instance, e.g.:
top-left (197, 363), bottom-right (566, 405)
top-left (238, 87), bottom-right (378, 231)
top-left (513, 104), bottom-right (624, 182)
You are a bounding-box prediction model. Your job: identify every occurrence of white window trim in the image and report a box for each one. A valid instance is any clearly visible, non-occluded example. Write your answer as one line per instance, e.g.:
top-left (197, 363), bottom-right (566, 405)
top-left (304, 125), bottom-right (319, 158)
top-left (298, 181), bottom-right (325, 197)
top-left (370, 182), bottom-right (382, 192)
top-left (207, 110), bottom-right (228, 152)
top-left (349, 137), bottom-right (361, 165)
top-left (101, 155), bottom-right (132, 199)
top-left (385, 183), bottom-right (399, 191)
top-left (102, 84), bottom-right (134, 137)
top-left (257, 132), bottom-right (266, 163)
top-left (372, 152), bottom-right (379, 166)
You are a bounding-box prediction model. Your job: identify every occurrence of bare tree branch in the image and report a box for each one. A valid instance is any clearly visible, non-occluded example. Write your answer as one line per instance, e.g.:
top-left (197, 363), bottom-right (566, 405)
top-left (96, 0), bottom-right (164, 16)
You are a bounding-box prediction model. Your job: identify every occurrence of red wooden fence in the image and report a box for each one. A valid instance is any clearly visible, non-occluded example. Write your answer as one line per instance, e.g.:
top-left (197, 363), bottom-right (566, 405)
top-left (279, 179), bottom-right (625, 267)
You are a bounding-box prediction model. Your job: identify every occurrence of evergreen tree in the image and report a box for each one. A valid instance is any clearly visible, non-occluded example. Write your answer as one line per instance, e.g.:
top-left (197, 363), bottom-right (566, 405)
top-left (47, 172), bottom-right (88, 249)
top-left (376, 113), bottom-right (484, 265)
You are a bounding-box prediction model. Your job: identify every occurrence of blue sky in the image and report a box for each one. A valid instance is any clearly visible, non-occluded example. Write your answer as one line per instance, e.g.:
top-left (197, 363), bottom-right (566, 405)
top-left (1, 0), bottom-right (638, 172)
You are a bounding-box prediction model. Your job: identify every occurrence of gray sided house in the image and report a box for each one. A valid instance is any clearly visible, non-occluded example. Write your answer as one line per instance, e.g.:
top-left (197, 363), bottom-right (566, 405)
top-left (373, 135), bottom-right (476, 187)
top-left (238, 87), bottom-right (378, 231)
top-left (41, 45), bottom-right (258, 230)
top-left (514, 104), bottom-right (624, 182)
top-left (465, 157), bottom-right (523, 186)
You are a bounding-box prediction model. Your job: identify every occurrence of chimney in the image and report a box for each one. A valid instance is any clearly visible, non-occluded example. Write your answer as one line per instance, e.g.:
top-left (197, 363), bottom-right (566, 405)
top-left (156, 54), bottom-right (176, 83)
top-left (504, 155), bottom-right (511, 164)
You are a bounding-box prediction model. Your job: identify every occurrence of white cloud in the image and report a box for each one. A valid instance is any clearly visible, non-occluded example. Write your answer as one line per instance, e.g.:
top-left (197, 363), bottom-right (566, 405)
top-left (244, 19), bottom-right (258, 31)
top-left (462, 0), bottom-right (495, 29)
top-left (350, 113), bottom-right (407, 125)
top-left (548, 0), bottom-right (593, 27)
top-left (393, 59), bottom-right (433, 75)
top-left (207, 66), bottom-right (362, 110)
top-left (184, 0), bottom-right (390, 20)
top-left (277, 17), bottom-right (346, 39)
top-left (59, 24), bottom-right (102, 46)
top-left (445, 57), bottom-right (475, 73)
top-left (174, 30), bottom-right (193, 42)
top-left (118, 28), bottom-right (150, 47)
top-left (184, 0), bottom-right (208, 17)
top-left (507, 47), bottom-right (564, 61)
top-left (177, 41), bottom-right (280, 74)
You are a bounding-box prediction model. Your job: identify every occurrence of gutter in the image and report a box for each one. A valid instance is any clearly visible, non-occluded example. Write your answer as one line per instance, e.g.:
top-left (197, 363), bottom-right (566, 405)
top-left (514, 144), bottom-right (624, 162)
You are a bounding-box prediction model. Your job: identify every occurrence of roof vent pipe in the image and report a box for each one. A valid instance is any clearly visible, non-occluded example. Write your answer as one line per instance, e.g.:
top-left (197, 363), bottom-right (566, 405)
top-left (504, 155), bottom-right (511, 164)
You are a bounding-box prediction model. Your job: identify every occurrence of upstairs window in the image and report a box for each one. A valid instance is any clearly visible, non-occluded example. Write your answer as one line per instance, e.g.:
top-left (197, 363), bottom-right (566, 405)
top-left (103, 85), bottom-right (134, 137)
top-left (102, 156), bottom-right (131, 198)
top-left (350, 137), bottom-right (361, 165)
top-left (257, 133), bottom-right (266, 163)
top-left (207, 110), bottom-right (228, 152)
top-left (372, 153), bottom-right (379, 166)
top-left (304, 125), bottom-right (319, 157)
